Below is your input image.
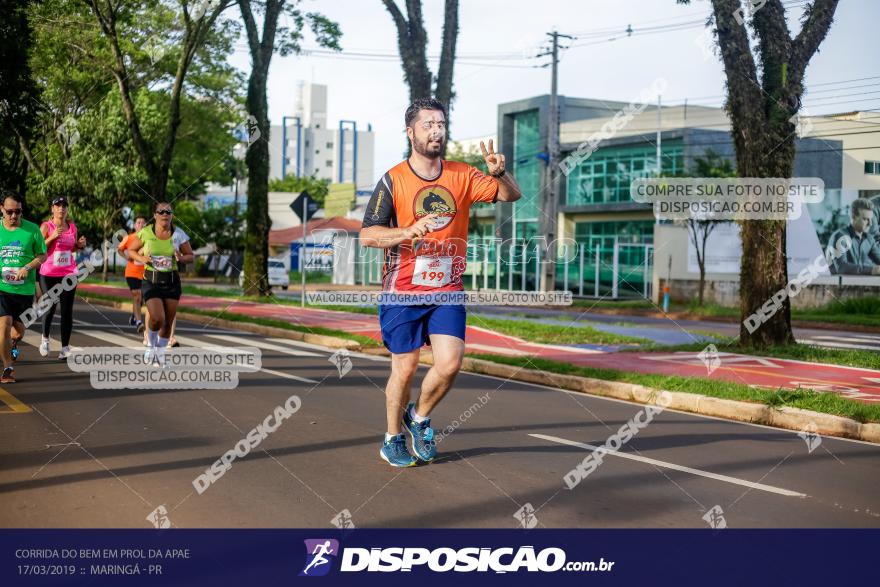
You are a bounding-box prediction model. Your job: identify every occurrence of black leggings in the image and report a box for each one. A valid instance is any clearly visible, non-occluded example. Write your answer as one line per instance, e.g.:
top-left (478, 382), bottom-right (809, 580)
top-left (39, 274), bottom-right (76, 346)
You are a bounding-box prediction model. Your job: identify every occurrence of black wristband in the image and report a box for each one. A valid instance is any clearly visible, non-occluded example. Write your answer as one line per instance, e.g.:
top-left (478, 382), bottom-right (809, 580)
top-left (491, 169), bottom-right (506, 179)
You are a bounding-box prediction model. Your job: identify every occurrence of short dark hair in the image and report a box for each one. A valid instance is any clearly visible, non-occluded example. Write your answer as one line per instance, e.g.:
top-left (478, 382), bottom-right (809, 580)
top-left (1, 189), bottom-right (22, 205)
top-left (405, 98), bottom-right (447, 128)
top-left (135, 214), bottom-right (147, 222)
top-left (852, 198), bottom-right (874, 216)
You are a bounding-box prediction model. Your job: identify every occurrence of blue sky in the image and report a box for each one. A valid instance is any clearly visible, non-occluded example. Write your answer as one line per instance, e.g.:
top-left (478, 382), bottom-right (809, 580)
top-left (227, 0), bottom-right (878, 184)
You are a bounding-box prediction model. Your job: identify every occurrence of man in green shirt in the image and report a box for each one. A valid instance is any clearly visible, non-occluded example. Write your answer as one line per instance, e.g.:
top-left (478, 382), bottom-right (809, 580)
top-left (0, 190), bottom-right (47, 383)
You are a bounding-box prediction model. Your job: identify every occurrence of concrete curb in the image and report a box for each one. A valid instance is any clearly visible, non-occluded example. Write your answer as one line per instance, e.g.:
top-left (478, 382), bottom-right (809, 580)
top-left (78, 294), bottom-right (362, 351)
top-left (454, 356), bottom-right (880, 445)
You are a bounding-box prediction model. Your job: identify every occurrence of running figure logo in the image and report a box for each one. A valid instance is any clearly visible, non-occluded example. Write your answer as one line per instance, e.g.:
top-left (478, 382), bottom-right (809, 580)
top-left (300, 539), bottom-right (339, 577)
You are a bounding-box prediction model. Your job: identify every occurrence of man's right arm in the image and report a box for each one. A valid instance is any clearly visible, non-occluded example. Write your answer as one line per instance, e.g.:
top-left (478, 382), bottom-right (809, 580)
top-left (359, 172), bottom-right (435, 248)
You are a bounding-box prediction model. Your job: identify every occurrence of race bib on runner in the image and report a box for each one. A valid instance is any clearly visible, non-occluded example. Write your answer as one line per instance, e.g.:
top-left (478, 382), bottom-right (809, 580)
top-left (411, 256), bottom-right (452, 288)
top-left (152, 255), bottom-right (173, 271)
top-left (53, 251), bottom-right (71, 266)
top-left (2, 267), bottom-right (24, 285)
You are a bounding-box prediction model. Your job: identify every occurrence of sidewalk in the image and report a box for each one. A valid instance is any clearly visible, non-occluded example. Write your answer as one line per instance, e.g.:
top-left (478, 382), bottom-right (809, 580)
top-left (78, 283), bottom-right (880, 403)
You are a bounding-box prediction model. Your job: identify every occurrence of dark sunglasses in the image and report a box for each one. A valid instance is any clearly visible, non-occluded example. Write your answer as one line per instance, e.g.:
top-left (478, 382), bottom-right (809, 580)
top-left (4, 209), bottom-right (22, 216)
top-left (156, 209), bottom-right (173, 216)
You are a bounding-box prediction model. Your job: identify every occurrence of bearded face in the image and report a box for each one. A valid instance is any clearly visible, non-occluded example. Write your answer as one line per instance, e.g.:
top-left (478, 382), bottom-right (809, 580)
top-left (409, 110), bottom-right (447, 159)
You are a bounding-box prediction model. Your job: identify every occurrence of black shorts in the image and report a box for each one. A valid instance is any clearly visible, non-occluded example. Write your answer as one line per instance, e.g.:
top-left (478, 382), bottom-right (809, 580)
top-left (142, 279), bottom-right (181, 302)
top-left (0, 291), bottom-right (34, 322)
top-left (126, 277), bottom-right (143, 290)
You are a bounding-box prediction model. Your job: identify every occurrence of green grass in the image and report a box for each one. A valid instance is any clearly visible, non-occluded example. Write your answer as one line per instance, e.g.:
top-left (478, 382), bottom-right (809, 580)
top-left (466, 315), bottom-right (650, 345)
top-left (467, 352), bottom-right (880, 423)
top-left (179, 284), bottom-right (382, 315)
top-left (288, 270), bottom-right (332, 284)
top-left (78, 290), bottom-right (379, 347)
top-left (176, 307), bottom-right (379, 347)
top-left (570, 295), bottom-right (880, 329)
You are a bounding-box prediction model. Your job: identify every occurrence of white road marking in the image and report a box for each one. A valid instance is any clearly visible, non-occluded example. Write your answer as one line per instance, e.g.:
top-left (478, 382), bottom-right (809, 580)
top-left (254, 367), bottom-right (318, 384)
top-left (78, 329), bottom-right (142, 348)
top-left (205, 334), bottom-right (322, 357)
top-left (21, 331), bottom-right (61, 352)
top-left (530, 433), bottom-right (807, 498)
top-left (78, 330), bottom-right (317, 383)
top-left (267, 338), bottom-right (334, 354)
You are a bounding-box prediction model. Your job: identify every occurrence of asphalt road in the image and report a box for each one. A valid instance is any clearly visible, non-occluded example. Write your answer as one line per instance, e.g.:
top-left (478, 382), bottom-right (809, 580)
top-left (1, 303), bottom-right (879, 529)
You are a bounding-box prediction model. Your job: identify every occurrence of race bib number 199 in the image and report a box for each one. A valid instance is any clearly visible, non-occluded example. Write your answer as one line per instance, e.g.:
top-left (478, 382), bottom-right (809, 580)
top-left (411, 256), bottom-right (452, 288)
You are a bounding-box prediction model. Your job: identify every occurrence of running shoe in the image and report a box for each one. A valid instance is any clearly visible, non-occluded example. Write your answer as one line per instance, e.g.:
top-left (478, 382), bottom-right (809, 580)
top-left (143, 347), bottom-right (155, 365)
top-left (155, 347), bottom-right (167, 369)
top-left (379, 434), bottom-right (416, 468)
top-left (402, 403), bottom-right (437, 463)
top-left (1, 367), bottom-right (15, 384)
top-left (58, 346), bottom-right (72, 360)
top-left (170, 339), bottom-right (180, 348)
top-left (129, 315), bottom-right (137, 327)
top-left (136, 320), bottom-right (145, 334)
top-left (11, 339), bottom-right (20, 362)
top-left (39, 338), bottom-right (50, 357)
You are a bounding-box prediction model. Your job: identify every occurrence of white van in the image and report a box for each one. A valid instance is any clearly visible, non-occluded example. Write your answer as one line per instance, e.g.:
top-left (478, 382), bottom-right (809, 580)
top-left (239, 258), bottom-right (290, 290)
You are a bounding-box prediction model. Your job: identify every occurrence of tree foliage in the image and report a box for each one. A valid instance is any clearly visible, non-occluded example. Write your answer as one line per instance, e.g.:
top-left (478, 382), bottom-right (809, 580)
top-left (268, 174), bottom-right (331, 207)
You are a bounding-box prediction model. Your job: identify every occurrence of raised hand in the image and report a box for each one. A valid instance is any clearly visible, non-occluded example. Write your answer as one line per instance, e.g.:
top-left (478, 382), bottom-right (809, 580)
top-left (480, 139), bottom-right (506, 177)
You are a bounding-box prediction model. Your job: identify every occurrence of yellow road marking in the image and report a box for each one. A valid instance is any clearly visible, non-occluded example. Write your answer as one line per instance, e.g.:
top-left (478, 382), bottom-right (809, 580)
top-left (0, 386), bottom-right (32, 413)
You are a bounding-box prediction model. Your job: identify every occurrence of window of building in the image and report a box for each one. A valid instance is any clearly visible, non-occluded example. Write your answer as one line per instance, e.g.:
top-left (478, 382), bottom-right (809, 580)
top-left (866, 161), bottom-right (880, 175)
top-left (326, 160), bottom-right (333, 167)
top-left (511, 109), bottom-right (541, 230)
top-left (326, 142), bottom-right (333, 149)
top-left (566, 143), bottom-right (684, 206)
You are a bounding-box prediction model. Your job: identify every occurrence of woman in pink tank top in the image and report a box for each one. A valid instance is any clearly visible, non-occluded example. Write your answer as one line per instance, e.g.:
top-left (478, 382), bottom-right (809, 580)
top-left (38, 196), bottom-right (87, 359)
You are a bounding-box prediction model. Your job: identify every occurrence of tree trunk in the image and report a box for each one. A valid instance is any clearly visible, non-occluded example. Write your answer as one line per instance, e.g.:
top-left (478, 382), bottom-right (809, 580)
top-left (243, 74), bottom-right (271, 296)
top-left (704, 0), bottom-right (839, 347)
top-left (737, 143), bottom-right (796, 346)
top-left (383, 0), bottom-right (459, 156)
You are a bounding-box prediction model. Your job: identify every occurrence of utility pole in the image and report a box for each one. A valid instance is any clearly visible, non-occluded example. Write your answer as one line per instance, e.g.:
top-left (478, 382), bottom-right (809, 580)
top-left (538, 30), bottom-right (573, 292)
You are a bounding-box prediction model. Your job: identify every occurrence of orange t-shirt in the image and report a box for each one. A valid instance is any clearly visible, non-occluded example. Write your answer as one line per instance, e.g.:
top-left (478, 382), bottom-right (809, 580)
top-left (361, 160), bottom-right (498, 293)
top-left (119, 232), bottom-right (146, 279)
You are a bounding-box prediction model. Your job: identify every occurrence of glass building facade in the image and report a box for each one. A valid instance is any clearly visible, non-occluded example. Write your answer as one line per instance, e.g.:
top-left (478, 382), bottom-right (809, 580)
top-left (565, 141), bottom-right (684, 206)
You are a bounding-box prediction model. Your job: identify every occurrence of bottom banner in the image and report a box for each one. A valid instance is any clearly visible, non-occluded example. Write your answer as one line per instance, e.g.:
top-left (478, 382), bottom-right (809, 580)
top-left (0, 529), bottom-right (874, 586)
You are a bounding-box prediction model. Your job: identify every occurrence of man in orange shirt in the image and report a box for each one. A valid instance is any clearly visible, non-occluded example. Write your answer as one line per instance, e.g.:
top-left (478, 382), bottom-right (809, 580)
top-left (361, 98), bottom-right (521, 467)
top-left (118, 215), bottom-right (147, 332)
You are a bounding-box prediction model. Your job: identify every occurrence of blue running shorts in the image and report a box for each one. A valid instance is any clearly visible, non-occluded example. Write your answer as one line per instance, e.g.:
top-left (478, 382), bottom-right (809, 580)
top-left (378, 304), bottom-right (466, 354)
